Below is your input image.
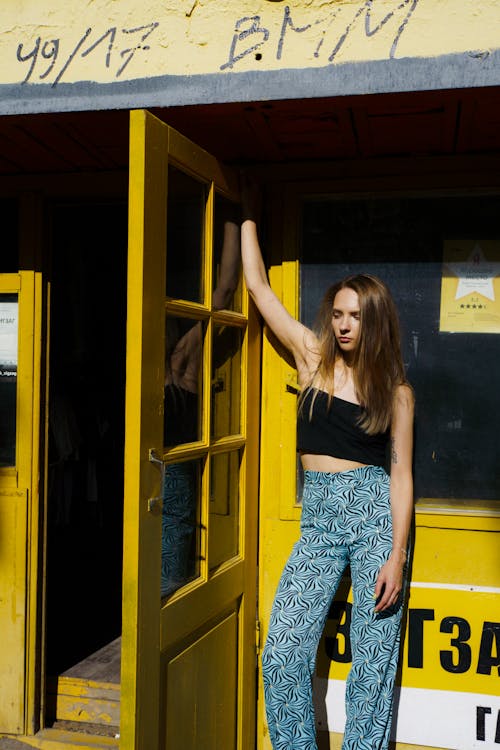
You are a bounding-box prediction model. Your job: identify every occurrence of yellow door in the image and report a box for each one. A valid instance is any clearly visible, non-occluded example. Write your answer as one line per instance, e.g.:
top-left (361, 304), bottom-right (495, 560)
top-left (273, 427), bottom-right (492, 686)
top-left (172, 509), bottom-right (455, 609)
top-left (0, 271), bottom-right (44, 734)
top-left (122, 110), bottom-right (260, 750)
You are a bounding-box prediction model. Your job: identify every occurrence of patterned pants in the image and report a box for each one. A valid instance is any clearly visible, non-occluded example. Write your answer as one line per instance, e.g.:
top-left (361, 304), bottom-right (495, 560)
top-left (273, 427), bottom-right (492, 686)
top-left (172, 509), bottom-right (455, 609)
top-left (262, 466), bottom-right (406, 750)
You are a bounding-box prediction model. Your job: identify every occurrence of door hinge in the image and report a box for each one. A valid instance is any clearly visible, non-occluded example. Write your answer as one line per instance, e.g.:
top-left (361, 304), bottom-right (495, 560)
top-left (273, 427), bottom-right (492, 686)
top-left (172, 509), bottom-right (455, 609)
top-left (256, 619), bottom-right (261, 655)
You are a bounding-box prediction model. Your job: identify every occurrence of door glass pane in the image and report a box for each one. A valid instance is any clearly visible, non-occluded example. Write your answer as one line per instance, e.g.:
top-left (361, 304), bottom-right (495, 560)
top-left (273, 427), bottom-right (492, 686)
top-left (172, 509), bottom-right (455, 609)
top-left (211, 324), bottom-right (242, 440)
top-left (166, 165), bottom-right (206, 303)
top-left (213, 194), bottom-right (242, 312)
top-left (164, 316), bottom-right (204, 446)
top-left (209, 450), bottom-right (240, 571)
top-left (0, 294), bottom-right (18, 467)
top-left (161, 458), bottom-right (202, 598)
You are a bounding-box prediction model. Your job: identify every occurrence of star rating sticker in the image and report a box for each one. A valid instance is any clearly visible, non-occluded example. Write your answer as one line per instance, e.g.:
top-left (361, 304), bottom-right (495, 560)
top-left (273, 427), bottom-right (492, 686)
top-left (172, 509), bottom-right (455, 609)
top-left (446, 243), bottom-right (499, 301)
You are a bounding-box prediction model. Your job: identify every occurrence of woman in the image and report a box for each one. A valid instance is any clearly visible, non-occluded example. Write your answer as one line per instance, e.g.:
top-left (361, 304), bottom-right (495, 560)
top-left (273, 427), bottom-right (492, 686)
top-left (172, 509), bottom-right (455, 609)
top-left (241, 184), bottom-right (414, 750)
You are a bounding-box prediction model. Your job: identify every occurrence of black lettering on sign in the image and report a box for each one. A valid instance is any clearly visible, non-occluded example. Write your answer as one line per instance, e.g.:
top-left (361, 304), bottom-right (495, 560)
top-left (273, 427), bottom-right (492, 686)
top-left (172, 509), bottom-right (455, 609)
top-left (220, 16), bottom-right (270, 70)
top-left (476, 707), bottom-right (500, 744)
top-left (477, 706), bottom-right (491, 742)
top-left (407, 608), bottom-right (434, 668)
top-left (440, 616), bottom-right (472, 673)
top-left (477, 621), bottom-right (500, 676)
top-left (325, 601), bottom-right (352, 663)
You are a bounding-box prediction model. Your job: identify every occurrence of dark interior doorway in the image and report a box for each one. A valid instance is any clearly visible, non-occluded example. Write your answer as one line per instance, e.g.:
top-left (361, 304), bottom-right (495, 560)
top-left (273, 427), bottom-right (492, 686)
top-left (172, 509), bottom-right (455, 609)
top-left (46, 199), bottom-right (127, 675)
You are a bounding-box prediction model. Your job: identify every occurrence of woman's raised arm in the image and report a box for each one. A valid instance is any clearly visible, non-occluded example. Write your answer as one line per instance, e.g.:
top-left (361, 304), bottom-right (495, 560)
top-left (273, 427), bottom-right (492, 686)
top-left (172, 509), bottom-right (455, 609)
top-left (241, 179), bottom-right (317, 373)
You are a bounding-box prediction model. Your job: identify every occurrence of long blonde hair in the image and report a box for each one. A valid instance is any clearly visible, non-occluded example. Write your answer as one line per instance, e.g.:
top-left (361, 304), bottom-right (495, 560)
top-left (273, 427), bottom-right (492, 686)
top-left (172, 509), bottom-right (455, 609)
top-left (304, 274), bottom-right (407, 435)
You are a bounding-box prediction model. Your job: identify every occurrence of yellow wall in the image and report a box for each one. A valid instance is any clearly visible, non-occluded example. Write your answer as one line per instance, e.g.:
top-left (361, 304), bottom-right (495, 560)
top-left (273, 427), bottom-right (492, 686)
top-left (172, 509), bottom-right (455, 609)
top-left (1, 0), bottom-right (500, 85)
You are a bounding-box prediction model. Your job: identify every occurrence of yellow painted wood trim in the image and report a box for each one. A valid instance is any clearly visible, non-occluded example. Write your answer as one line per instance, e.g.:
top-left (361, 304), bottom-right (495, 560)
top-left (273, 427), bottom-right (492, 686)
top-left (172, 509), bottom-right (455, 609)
top-left (3, 728), bottom-right (119, 748)
top-left (0, 267), bottom-right (44, 734)
top-left (318, 733), bottom-right (447, 750)
top-left (278, 186), bottom-right (302, 522)
top-left (0, 467), bottom-right (17, 486)
top-left (50, 679), bottom-right (120, 699)
top-left (231, 294), bottom-right (260, 750)
top-left (211, 310), bottom-right (247, 327)
top-left (121, 108), bottom-right (167, 750)
top-left (160, 560), bottom-right (244, 648)
top-left (25, 269), bottom-right (45, 736)
top-left (0, 273), bottom-right (21, 291)
top-left (416, 497), bottom-right (500, 518)
top-left (165, 299), bottom-right (210, 316)
top-left (167, 126), bottom-right (239, 200)
top-left (53, 695), bottom-right (119, 727)
top-left (416, 508), bottom-right (500, 532)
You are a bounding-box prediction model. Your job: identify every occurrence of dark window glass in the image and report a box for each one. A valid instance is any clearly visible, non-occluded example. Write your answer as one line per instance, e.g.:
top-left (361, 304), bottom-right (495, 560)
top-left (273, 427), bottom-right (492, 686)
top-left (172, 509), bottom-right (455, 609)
top-left (209, 450), bottom-right (240, 571)
top-left (166, 165), bottom-right (206, 303)
top-left (164, 315), bottom-right (204, 447)
top-left (211, 324), bottom-right (242, 440)
top-left (213, 194), bottom-right (242, 312)
top-left (301, 196), bottom-right (500, 502)
top-left (0, 200), bottom-right (18, 272)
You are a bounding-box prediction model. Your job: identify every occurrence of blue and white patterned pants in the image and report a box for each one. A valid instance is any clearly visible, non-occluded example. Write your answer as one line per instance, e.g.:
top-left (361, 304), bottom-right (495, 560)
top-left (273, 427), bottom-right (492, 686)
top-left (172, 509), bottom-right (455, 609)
top-left (262, 466), bottom-right (406, 750)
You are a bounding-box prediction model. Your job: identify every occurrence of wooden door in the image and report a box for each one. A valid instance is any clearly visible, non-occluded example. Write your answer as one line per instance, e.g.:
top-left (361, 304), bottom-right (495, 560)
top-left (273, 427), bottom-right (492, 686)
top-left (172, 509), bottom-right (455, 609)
top-left (0, 271), bottom-right (44, 734)
top-left (121, 110), bottom-right (260, 750)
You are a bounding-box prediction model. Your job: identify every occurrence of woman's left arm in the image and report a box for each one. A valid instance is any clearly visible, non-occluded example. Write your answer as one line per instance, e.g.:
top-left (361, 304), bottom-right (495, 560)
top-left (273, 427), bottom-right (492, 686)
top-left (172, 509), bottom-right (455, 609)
top-left (374, 384), bottom-right (415, 612)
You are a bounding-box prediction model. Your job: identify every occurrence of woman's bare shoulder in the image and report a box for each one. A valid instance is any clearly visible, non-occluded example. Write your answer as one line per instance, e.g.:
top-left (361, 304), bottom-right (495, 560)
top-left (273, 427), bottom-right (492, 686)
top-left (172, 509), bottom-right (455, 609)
top-left (393, 383), bottom-right (415, 412)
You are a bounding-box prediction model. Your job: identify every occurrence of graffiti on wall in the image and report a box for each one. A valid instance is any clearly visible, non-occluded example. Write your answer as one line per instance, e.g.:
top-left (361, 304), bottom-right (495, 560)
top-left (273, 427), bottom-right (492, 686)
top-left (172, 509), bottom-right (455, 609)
top-left (221, 0), bottom-right (420, 71)
top-left (11, 0), bottom-right (424, 87)
top-left (16, 22), bottom-right (159, 86)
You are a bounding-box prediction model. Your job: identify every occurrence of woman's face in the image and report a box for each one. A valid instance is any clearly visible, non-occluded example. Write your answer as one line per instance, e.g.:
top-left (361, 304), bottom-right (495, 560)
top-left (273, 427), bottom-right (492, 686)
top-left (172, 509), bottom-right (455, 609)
top-left (331, 287), bottom-right (361, 355)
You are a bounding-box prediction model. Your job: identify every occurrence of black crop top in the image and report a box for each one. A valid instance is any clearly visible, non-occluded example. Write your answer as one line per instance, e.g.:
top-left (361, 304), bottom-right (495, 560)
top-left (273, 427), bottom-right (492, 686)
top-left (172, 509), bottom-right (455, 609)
top-left (297, 388), bottom-right (389, 467)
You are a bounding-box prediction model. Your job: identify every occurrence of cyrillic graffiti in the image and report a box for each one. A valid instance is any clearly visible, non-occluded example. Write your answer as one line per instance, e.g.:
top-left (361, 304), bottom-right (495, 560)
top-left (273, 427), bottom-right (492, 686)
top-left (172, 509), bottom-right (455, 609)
top-left (221, 0), bottom-right (420, 71)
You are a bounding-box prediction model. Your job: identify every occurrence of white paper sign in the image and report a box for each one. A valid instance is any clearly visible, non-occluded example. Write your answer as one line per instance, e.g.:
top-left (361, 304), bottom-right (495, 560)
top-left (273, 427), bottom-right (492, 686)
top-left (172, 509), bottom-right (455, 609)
top-left (0, 301), bottom-right (18, 376)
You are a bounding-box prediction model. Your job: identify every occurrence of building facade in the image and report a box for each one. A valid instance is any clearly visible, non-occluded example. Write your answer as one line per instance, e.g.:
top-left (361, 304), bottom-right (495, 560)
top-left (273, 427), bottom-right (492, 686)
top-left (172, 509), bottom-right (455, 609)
top-left (0, 2), bottom-right (499, 749)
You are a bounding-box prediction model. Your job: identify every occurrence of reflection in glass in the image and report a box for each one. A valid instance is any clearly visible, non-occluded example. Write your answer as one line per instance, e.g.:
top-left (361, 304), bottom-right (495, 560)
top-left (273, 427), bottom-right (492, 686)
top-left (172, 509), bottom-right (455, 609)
top-left (0, 200), bottom-right (19, 272)
top-left (209, 451), bottom-right (240, 572)
top-left (211, 325), bottom-right (242, 440)
top-left (213, 194), bottom-right (242, 312)
top-left (161, 458), bottom-right (202, 599)
top-left (0, 294), bottom-right (18, 467)
top-left (166, 165), bottom-right (206, 302)
top-left (164, 316), bottom-right (204, 446)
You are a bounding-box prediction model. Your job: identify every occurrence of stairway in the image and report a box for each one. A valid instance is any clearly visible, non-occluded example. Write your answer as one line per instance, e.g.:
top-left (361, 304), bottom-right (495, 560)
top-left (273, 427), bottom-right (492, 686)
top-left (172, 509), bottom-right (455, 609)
top-left (0, 639), bottom-right (121, 750)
